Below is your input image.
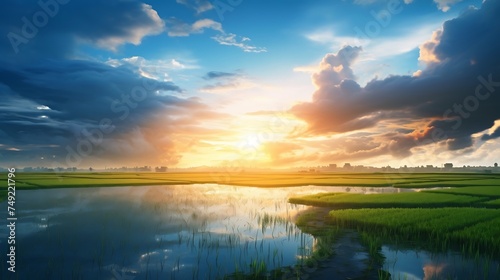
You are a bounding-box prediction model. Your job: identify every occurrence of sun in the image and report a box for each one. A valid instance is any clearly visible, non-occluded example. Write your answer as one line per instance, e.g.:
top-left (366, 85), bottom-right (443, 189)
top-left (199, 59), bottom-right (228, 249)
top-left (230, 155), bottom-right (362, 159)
top-left (237, 133), bottom-right (264, 151)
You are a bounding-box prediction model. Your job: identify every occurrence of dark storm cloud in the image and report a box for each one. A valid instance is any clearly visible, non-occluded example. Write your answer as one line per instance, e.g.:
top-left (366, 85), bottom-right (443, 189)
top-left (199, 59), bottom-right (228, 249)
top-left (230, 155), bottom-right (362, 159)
top-left (291, 0), bottom-right (500, 158)
top-left (1, 0), bottom-right (164, 59)
top-left (0, 59), bottom-right (200, 165)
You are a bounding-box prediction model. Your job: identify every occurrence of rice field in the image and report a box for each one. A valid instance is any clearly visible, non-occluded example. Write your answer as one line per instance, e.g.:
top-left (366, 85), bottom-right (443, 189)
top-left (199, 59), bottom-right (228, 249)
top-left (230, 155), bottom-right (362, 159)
top-left (328, 208), bottom-right (500, 255)
top-left (1, 171), bottom-right (499, 198)
top-left (2, 171), bottom-right (499, 278)
top-left (290, 175), bottom-right (500, 262)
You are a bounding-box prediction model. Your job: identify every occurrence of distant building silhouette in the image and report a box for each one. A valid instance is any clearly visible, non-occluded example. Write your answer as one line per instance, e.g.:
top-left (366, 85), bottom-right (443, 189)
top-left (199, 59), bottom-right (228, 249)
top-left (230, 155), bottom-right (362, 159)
top-left (155, 166), bottom-right (168, 172)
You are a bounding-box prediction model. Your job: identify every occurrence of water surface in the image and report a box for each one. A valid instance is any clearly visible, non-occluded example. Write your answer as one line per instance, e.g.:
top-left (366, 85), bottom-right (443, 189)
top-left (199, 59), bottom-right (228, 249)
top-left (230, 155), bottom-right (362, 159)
top-left (1, 184), bottom-right (496, 279)
top-left (0, 184), bottom-right (373, 279)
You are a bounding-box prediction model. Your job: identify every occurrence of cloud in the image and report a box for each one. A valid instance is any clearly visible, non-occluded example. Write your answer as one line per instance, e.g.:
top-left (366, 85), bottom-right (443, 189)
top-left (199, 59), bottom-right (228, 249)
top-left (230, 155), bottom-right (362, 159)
top-left (261, 142), bottom-right (307, 165)
top-left (290, 0), bottom-right (500, 160)
top-left (434, 0), bottom-right (463, 12)
top-left (1, 0), bottom-right (164, 58)
top-left (419, 29), bottom-right (443, 64)
top-left (165, 18), bottom-right (266, 53)
top-left (200, 70), bottom-right (257, 93)
top-left (106, 56), bottom-right (198, 81)
top-left (176, 0), bottom-right (213, 14)
top-left (88, 3), bottom-right (164, 50)
top-left (304, 23), bottom-right (442, 85)
top-left (312, 46), bottom-right (362, 88)
top-left (165, 18), bottom-right (222, 37)
top-left (211, 33), bottom-right (267, 53)
top-left (0, 59), bottom-right (231, 167)
top-left (203, 71), bottom-right (239, 80)
top-left (305, 29), bottom-right (368, 48)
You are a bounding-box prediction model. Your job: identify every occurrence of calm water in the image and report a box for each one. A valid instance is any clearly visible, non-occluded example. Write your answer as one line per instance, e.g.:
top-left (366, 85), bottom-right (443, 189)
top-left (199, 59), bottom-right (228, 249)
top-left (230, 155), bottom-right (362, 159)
top-left (0, 184), bottom-right (360, 279)
top-left (0, 184), bottom-right (498, 279)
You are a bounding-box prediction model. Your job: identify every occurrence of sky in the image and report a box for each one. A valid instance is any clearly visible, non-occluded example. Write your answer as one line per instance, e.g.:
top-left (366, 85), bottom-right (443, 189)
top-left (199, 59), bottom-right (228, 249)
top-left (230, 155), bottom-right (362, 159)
top-left (1, 0), bottom-right (499, 169)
